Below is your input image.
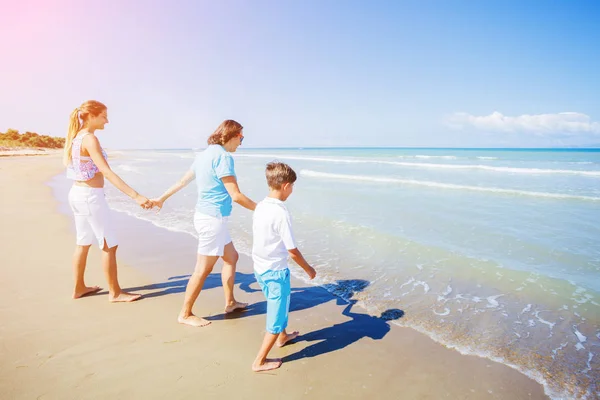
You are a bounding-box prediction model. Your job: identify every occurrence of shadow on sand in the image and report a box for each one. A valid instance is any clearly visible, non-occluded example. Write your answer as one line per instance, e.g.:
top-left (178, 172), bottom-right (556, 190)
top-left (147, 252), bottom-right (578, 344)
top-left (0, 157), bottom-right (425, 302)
top-left (122, 271), bottom-right (256, 299)
top-left (205, 278), bottom-right (372, 321)
top-left (208, 276), bottom-right (405, 362)
top-left (125, 272), bottom-right (404, 362)
top-left (282, 300), bottom-right (403, 362)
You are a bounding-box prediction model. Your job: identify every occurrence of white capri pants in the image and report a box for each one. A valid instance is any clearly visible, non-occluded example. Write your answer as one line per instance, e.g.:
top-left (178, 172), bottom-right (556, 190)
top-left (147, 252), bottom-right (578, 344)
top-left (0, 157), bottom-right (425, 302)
top-left (194, 212), bottom-right (232, 256)
top-left (68, 186), bottom-right (118, 249)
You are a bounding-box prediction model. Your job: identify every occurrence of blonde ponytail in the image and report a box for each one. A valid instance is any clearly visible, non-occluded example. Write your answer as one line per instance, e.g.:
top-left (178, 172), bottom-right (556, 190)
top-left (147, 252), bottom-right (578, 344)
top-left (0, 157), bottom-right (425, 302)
top-left (63, 108), bottom-right (81, 166)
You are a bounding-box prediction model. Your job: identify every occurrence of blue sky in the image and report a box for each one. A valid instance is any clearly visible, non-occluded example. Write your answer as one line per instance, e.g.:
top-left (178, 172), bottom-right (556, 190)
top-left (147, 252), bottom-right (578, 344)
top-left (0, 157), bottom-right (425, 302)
top-left (1, 0), bottom-right (599, 148)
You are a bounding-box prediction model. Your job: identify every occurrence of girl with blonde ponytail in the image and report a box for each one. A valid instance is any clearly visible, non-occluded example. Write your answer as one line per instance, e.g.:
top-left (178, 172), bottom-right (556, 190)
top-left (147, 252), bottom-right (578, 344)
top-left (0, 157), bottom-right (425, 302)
top-left (65, 100), bottom-right (150, 302)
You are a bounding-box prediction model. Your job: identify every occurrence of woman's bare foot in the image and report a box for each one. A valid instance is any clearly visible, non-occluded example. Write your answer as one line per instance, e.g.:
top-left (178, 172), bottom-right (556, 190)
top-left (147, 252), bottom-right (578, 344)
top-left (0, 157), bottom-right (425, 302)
top-left (73, 285), bottom-right (102, 299)
top-left (252, 358), bottom-right (282, 372)
top-left (108, 292), bottom-right (142, 303)
top-left (177, 314), bottom-right (211, 327)
top-left (225, 301), bottom-right (248, 313)
top-left (276, 331), bottom-right (299, 347)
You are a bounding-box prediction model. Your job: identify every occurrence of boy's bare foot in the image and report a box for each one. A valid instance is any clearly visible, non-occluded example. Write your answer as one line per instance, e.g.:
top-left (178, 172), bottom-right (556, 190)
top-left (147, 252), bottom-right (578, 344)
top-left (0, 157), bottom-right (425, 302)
top-left (252, 358), bottom-right (282, 372)
top-left (178, 314), bottom-right (211, 327)
top-left (225, 301), bottom-right (248, 313)
top-left (276, 331), bottom-right (299, 347)
top-left (108, 292), bottom-right (142, 302)
top-left (73, 286), bottom-right (102, 299)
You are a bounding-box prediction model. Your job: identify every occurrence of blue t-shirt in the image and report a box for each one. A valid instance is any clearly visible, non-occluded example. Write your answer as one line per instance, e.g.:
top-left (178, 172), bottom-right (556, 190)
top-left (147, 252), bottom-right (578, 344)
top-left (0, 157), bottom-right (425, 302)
top-left (191, 145), bottom-right (236, 217)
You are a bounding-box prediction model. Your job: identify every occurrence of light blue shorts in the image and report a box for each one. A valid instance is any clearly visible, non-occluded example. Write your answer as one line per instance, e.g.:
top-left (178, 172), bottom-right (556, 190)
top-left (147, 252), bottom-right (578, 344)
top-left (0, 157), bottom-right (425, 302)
top-left (254, 268), bottom-right (291, 334)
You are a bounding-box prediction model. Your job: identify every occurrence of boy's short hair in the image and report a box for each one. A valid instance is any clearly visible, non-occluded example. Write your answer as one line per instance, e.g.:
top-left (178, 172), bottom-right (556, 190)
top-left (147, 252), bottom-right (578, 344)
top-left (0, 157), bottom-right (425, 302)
top-left (265, 162), bottom-right (297, 189)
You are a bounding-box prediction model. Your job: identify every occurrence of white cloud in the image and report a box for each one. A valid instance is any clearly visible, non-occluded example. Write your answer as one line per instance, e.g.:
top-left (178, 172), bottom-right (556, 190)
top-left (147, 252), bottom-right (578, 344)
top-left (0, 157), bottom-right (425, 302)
top-left (445, 111), bottom-right (600, 136)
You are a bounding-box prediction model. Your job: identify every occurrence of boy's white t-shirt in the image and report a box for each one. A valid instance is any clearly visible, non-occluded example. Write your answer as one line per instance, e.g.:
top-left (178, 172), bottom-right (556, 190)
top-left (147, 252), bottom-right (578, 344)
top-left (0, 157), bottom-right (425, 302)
top-left (252, 197), bottom-right (297, 275)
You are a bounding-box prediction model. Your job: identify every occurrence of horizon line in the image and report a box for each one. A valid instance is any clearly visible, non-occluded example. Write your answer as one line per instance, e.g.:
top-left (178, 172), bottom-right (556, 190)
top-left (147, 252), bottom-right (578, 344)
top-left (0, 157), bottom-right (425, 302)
top-left (109, 146), bottom-right (600, 151)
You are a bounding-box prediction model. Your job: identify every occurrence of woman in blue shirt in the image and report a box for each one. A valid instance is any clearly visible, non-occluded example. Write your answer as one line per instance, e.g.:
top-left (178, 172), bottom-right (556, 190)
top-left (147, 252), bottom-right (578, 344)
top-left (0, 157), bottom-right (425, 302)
top-left (153, 120), bottom-right (256, 327)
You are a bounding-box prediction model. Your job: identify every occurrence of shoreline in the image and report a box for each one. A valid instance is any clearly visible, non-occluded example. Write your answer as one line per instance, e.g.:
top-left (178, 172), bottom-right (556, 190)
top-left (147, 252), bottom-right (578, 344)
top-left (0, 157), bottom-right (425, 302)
top-left (0, 154), bottom-right (549, 399)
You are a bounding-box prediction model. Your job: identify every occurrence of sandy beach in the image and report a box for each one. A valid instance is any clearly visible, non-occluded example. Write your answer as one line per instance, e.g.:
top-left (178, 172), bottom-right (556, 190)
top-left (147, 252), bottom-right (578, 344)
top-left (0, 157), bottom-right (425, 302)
top-left (0, 148), bottom-right (61, 157)
top-left (0, 154), bottom-right (549, 399)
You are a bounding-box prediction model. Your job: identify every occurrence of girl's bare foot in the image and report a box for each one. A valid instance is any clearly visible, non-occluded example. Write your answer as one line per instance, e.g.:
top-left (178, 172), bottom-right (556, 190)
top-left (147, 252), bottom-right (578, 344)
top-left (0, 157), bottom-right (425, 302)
top-left (276, 331), bottom-right (299, 347)
top-left (252, 358), bottom-right (282, 372)
top-left (73, 285), bottom-right (102, 299)
top-left (177, 314), bottom-right (211, 327)
top-left (225, 301), bottom-right (248, 313)
top-left (108, 292), bottom-right (142, 302)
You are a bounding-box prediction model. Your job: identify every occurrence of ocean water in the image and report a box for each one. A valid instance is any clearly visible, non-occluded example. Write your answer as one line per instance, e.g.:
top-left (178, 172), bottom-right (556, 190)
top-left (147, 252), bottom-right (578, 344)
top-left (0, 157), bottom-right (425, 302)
top-left (93, 148), bottom-right (599, 399)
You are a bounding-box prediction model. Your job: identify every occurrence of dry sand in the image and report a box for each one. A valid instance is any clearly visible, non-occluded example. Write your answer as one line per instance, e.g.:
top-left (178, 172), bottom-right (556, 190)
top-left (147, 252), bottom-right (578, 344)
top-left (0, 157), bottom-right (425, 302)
top-left (0, 148), bottom-right (61, 157)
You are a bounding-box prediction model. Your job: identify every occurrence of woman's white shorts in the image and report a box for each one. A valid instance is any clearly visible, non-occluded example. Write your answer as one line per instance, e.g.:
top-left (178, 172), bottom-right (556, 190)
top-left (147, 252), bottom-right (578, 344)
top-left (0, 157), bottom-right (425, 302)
top-left (194, 212), bottom-right (231, 256)
top-left (68, 186), bottom-right (118, 249)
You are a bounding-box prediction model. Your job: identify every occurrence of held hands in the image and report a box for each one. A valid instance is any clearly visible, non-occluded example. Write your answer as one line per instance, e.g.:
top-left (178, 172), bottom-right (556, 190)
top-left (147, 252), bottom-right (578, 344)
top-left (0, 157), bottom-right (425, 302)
top-left (149, 198), bottom-right (164, 211)
top-left (134, 194), bottom-right (165, 211)
top-left (135, 194), bottom-right (153, 209)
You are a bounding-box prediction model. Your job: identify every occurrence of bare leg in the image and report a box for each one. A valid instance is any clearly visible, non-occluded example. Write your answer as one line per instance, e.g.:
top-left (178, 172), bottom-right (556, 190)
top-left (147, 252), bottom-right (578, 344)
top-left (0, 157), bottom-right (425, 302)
top-left (276, 329), bottom-right (300, 347)
top-left (72, 244), bottom-right (101, 298)
top-left (252, 332), bottom-right (283, 372)
top-left (221, 242), bottom-right (248, 313)
top-left (177, 254), bottom-right (219, 327)
top-left (101, 241), bottom-right (141, 302)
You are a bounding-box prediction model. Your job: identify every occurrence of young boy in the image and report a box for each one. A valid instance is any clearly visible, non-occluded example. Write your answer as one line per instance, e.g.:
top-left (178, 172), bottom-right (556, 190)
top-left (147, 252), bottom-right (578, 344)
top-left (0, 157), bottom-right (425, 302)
top-left (251, 162), bottom-right (317, 372)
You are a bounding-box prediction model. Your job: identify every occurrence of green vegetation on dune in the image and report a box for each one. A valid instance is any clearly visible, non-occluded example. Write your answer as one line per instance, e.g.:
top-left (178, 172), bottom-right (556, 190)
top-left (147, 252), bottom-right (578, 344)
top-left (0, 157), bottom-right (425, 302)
top-left (0, 129), bottom-right (65, 149)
